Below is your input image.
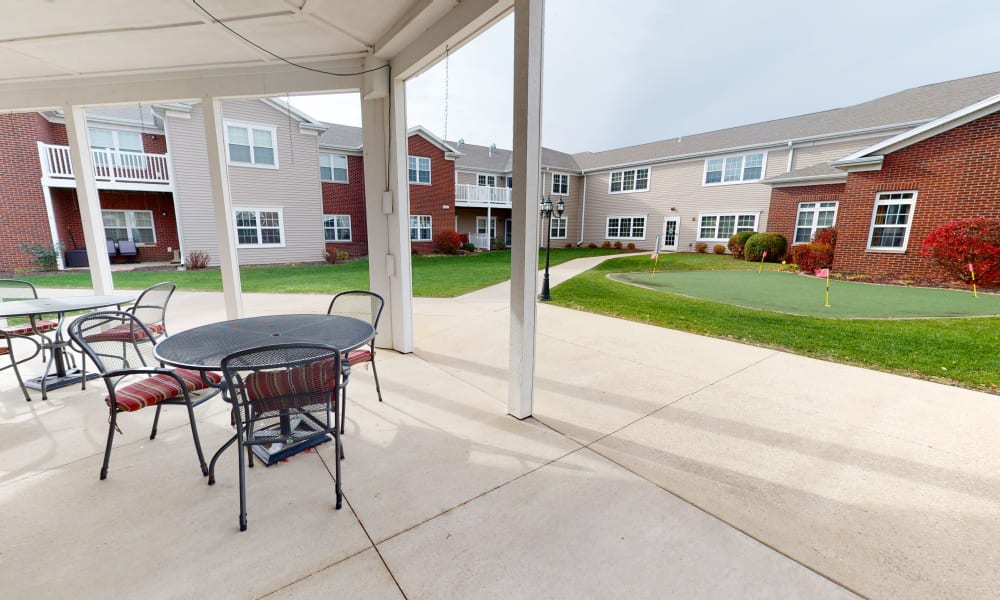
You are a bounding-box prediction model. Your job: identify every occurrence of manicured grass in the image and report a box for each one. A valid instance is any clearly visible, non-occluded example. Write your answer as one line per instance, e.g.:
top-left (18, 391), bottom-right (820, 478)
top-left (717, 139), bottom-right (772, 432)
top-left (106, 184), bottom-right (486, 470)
top-left (20, 248), bottom-right (622, 298)
top-left (613, 269), bottom-right (1000, 318)
top-left (551, 254), bottom-right (1000, 392)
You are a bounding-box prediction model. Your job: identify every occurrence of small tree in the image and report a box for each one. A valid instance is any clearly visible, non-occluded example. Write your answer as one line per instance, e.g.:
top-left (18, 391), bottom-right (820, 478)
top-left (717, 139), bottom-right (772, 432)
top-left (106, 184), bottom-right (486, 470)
top-left (922, 218), bottom-right (1000, 284)
top-left (434, 231), bottom-right (463, 254)
top-left (744, 232), bottom-right (787, 262)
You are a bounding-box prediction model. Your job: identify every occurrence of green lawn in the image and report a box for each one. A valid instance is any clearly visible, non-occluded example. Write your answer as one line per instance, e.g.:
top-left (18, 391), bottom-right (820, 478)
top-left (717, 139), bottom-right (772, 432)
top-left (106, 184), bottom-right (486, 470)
top-left (551, 254), bottom-right (1000, 393)
top-left (20, 248), bottom-right (622, 298)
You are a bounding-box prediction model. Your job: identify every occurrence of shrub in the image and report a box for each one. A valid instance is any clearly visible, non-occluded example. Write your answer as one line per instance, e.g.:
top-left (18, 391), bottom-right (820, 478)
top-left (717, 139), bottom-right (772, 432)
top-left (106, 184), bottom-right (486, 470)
top-left (461, 242), bottom-right (476, 252)
top-left (727, 231), bottom-right (755, 259)
top-left (613, 241), bottom-right (623, 250)
top-left (491, 238), bottom-right (505, 250)
top-left (565, 243), bottom-right (573, 249)
top-left (744, 232), bottom-right (787, 262)
top-left (626, 242), bottom-right (636, 250)
top-left (694, 242), bottom-right (708, 253)
top-left (434, 231), bottom-right (463, 255)
top-left (601, 241), bottom-right (612, 249)
top-left (922, 218), bottom-right (1000, 284)
top-left (790, 242), bottom-right (834, 272)
top-left (713, 244), bottom-right (726, 255)
top-left (185, 250), bottom-right (210, 270)
top-left (813, 226), bottom-right (837, 247)
top-left (587, 243), bottom-right (598, 249)
top-left (411, 245), bottom-right (419, 256)
top-left (19, 242), bottom-right (64, 271)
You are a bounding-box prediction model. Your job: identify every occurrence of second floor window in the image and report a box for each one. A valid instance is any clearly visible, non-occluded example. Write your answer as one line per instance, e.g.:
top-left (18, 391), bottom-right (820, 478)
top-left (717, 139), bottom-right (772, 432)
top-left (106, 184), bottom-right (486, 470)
top-left (235, 208), bottom-right (283, 246)
top-left (89, 128), bottom-right (144, 168)
top-left (408, 156), bottom-right (431, 184)
top-left (320, 153), bottom-right (348, 182)
top-left (226, 123), bottom-right (276, 167)
top-left (478, 174), bottom-right (497, 187)
top-left (552, 173), bottom-right (569, 195)
top-left (103, 209), bottom-right (155, 245)
top-left (704, 152), bottom-right (765, 184)
top-left (609, 168), bottom-right (649, 193)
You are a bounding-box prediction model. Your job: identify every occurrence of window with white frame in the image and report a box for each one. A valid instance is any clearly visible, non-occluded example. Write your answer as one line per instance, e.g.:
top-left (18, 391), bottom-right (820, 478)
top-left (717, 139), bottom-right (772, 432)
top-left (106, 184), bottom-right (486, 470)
top-left (410, 215), bottom-right (432, 241)
top-left (89, 128), bottom-right (144, 168)
top-left (477, 174), bottom-right (497, 187)
top-left (320, 153), bottom-right (348, 183)
top-left (235, 208), bottom-right (283, 246)
top-left (552, 173), bottom-right (569, 195)
top-left (704, 152), bottom-right (766, 185)
top-left (551, 216), bottom-right (568, 239)
top-left (794, 201), bottom-right (838, 243)
top-left (476, 216), bottom-right (497, 239)
top-left (868, 192), bottom-right (916, 251)
top-left (225, 123), bottom-right (276, 167)
top-left (609, 168), bottom-right (650, 193)
top-left (698, 213), bottom-right (757, 240)
top-left (606, 215), bottom-right (646, 239)
top-left (408, 156), bottom-right (431, 184)
top-left (506, 175), bottom-right (513, 188)
top-left (323, 214), bottom-right (351, 242)
top-left (102, 210), bottom-right (156, 245)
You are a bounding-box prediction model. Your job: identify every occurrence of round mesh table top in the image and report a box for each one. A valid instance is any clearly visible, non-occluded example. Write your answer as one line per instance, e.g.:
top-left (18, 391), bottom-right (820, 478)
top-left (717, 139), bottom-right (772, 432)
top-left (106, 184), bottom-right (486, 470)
top-left (154, 314), bottom-right (374, 370)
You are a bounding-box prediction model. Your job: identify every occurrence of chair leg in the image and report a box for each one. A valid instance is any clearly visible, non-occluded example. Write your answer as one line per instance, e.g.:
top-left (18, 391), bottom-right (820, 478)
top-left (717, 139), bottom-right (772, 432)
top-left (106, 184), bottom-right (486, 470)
top-left (150, 404), bottom-right (163, 439)
top-left (370, 357), bottom-right (383, 402)
top-left (7, 348), bottom-right (33, 403)
top-left (334, 430), bottom-right (343, 510)
top-left (237, 436), bottom-right (248, 531)
top-left (101, 409), bottom-right (118, 480)
top-left (184, 400), bottom-right (209, 476)
top-left (80, 354), bottom-right (87, 391)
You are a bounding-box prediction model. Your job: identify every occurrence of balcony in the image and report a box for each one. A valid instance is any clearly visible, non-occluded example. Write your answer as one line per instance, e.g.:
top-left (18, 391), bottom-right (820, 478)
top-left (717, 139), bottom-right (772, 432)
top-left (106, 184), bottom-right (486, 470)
top-left (455, 183), bottom-right (511, 208)
top-left (38, 142), bottom-right (172, 190)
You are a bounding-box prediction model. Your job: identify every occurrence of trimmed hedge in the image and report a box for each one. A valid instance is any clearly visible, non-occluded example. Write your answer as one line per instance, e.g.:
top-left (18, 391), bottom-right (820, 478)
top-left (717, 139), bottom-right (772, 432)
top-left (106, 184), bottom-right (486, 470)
top-left (727, 230), bottom-right (755, 259)
top-left (434, 231), bottom-right (463, 254)
top-left (744, 232), bottom-right (787, 262)
top-left (790, 242), bottom-right (834, 272)
top-left (922, 218), bottom-right (1000, 284)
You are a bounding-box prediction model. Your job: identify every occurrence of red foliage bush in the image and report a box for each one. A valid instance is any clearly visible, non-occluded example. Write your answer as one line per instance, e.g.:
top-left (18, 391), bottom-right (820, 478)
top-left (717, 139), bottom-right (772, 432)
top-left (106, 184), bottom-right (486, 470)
top-left (922, 218), bottom-right (1000, 284)
top-left (813, 226), bottom-right (837, 247)
top-left (790, 243), bottom-right (834, 273)
top-left (434, 231), bottom-right (464, 255)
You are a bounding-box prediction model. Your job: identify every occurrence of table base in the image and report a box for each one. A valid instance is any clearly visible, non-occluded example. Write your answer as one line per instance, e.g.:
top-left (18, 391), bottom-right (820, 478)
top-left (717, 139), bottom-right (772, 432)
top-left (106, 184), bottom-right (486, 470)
top-left (24, 369), bottom-right (100, 392)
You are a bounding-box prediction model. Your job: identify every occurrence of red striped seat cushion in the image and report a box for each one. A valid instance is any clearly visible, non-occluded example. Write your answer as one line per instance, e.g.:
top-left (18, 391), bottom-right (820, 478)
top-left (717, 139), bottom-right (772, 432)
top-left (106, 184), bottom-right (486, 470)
top-left (244, 358), bottom-right (338, 413)
top-left (346, 349), bottom-right (372, 364)
top-left (107, 368), bottom-right (221, 412)
top-left (2, 320), bottom-right (59, 336)
top-left (86, 321), bottom-right (164, 343)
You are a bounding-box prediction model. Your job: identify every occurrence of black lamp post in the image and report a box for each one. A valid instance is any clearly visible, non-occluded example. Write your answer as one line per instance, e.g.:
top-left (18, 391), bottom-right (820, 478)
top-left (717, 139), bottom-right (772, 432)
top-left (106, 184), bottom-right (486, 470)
top-left (538, 195), bottom-right (565, 301)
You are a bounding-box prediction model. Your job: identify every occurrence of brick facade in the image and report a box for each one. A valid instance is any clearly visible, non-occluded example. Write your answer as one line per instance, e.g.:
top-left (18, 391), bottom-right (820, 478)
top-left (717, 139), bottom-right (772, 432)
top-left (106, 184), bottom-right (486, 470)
top-left (407, 134), bottom-right (456, 252)
top-left (770, 110), bottom-right (1000, 280)
top-left (768, 183), bottom-right (845, 247)
top-left (321, 154), bottom-right (368, 257)
top-left (0, 113), bottom-right (55, 271)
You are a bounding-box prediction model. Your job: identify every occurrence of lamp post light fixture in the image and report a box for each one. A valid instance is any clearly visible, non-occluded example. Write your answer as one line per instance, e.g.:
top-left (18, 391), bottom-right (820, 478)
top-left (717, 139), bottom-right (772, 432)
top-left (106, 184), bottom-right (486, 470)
top-left (538, 195), bottom-right (565, 301)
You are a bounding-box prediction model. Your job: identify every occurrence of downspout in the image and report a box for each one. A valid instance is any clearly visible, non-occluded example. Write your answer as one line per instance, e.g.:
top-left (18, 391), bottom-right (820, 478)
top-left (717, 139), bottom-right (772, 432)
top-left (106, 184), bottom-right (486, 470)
top-left (786, 140), bottom-right (794, 172)
top-left (576, 173), bottom-right (587, 246)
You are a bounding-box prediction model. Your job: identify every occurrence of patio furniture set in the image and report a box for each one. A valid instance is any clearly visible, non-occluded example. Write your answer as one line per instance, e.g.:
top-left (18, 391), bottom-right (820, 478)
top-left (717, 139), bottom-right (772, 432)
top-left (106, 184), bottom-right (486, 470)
top-left (0, 280), bottom-right (385, 532)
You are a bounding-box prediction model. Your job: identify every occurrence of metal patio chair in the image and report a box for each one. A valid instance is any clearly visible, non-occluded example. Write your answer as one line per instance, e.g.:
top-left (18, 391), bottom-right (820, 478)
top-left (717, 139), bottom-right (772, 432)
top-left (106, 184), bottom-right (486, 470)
top-left (1, 279), bottom-right (60, 401)
top-left (219, 343), bottom-right (344, 531)
top-left (326, 290), bottom-right (384, 433)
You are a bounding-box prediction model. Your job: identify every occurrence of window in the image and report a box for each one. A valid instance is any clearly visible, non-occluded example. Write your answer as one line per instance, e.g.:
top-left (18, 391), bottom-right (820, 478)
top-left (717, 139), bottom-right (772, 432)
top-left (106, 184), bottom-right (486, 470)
top-left (476, 216), bottom-right (497, 239)
top-left (90, 128), bottom-right (144, 168)
top-left (794, 201), bottom-right (838, 243)
top-left (552, 173), bottom-right (569, 195)
top-left (698, 213), bottom-right (758, 240)
top-left (225, 122), bottom-right (276, 167)
top-left (320, 153), bottom-right (348, 183)
top-left (410, 215), bottom-right (432, 241)
top-left (606, 216), bottom-right (646, 239)
top-left (868, 192), bottom-right (916, 251)
top-left (609, 168), bottom-right (650, 193)
top-left (477, 174), bottom-right (497, 187)
top-left (551, 216), bottom-right (568, 239)
top-left (408, 156), bottom-right (431, 184)
top-left (506, 176), bottom-right (513, 188)
top-left (235, 208), bottom-right (283, 246)
top-left (703, 152), bottom-right (766, 185)
top-left (323, 214), bottom-right (351, 242)
top-left (102, 210), bottom-right (156, 245)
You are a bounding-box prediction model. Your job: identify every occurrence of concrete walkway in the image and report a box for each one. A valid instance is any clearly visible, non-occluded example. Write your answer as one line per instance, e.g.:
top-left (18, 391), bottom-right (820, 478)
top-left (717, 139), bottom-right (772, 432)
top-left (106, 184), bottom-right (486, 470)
top-left (1, 256), bottom-right (996, 598)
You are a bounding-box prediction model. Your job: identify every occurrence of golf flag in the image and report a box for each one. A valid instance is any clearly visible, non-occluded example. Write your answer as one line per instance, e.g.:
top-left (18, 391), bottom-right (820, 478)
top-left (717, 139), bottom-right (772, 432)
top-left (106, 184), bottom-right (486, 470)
top-left (815, 268), bottom-right (830, 278)
top-left (816, 268), bottom-right (831, 307)
top-left (967, 262), bottom-right (978, 298)
top-left (758, 250), bottom-right (768, 273)
top-left (651, 235), bottom-right (661, 277)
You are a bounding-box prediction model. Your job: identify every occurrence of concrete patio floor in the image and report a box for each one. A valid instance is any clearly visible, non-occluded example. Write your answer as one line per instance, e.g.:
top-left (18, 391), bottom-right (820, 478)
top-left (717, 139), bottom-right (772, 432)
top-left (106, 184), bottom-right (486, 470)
top-left (1, 257), bottom-right (997, 598)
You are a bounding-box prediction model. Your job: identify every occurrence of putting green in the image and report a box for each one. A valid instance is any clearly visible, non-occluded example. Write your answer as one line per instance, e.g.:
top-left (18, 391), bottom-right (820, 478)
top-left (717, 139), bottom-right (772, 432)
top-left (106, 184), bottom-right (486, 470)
top-left (611, 270), bottom-right (1000, 319)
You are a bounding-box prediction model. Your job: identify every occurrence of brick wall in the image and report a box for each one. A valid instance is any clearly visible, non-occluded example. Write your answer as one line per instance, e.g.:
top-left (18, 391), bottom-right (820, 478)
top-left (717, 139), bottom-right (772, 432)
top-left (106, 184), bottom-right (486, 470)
top-left (407, 134), bottom-right (456, 252)
top-left (768, 183), bottom-right (845, 245)
top-left (321, 154), bottom-right (368, 256)
top-left (832, 111), bottom-right (1000, 279)
top-left (0, 113), bottom-right (53, 271)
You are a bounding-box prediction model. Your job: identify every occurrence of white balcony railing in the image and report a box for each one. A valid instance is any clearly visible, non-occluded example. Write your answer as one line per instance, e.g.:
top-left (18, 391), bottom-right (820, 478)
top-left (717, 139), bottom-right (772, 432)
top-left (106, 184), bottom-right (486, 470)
top-left (454, 184), bottom-right (512, 207)
top-left (38, 142), bottom-right (171, 186)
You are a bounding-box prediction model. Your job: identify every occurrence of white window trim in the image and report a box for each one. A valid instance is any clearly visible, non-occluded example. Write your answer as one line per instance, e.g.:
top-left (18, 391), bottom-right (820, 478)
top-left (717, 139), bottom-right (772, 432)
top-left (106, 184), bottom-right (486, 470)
top-left (550, 216), bottom-right (568, 239)
top-left (408, 155), bottom-right (432, 185)
top-left (476, 216), bottom-right (497, 237)
top-left (696, 212), bottom-right (760, 241)
top-left (410, 215), bottom-right (433, 241)
top-left (866, 191), bottom-right (917, 253)
top-left (794, 201), bottom-right (839, 244)
top-left (476, 173), bottom-right (498, 187)
top-left (323, 214), bottom-right (352, 242)
top-left (102, 209), bottom-right (157, 246)
top-left (320, 153), bottom-right (349, 183)
top-left (608, 167), bottom-right (651, 194)
top-left (224, 121), bottom-right (278, 169)
top-left (551, 173), bottom-right (569, 196)
top-left (702, 151), bottom-right (768, 186)
top-left (605, 214), bottom-right (647, 240)
top-left (234, 207), bottom-right (285, 248)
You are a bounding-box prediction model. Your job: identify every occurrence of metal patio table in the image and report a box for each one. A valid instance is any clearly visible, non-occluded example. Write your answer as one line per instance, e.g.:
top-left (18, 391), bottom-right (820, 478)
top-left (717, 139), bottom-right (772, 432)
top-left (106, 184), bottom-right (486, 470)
top-left (0, 293), bottom-right (134, 399)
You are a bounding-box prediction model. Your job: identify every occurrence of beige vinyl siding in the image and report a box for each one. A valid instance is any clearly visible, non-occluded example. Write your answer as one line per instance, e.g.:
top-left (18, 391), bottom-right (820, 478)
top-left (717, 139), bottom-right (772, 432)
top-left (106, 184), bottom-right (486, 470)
top-left (537, 171), bottom-right (582, 246)
top-left (789, 136), bottom-right (895, 171)
top-left (456, 171), bottom-right (479, 186)
top-left (166, 99), bottom-right (324, 266)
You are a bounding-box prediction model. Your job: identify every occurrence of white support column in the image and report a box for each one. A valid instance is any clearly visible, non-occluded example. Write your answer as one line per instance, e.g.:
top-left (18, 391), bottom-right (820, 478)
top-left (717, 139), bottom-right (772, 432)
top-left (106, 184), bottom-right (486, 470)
top-left (64, 104), bottom-right (114, 294)
top-left (201, 97), bottom-right (244, 319)
top-left (508, 0), bottom-right (545, 419)
top-left (361, 63), bottom-right (414, 353)
top-left (40, 185), bottom-right (64, 270)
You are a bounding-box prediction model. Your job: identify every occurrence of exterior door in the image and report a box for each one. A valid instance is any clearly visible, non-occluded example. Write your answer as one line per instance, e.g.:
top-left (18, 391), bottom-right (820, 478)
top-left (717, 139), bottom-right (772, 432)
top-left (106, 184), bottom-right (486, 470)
top-left (662, 217), bottom-right (679, 251)
top-left (504, 219), bottom-right (512, 248)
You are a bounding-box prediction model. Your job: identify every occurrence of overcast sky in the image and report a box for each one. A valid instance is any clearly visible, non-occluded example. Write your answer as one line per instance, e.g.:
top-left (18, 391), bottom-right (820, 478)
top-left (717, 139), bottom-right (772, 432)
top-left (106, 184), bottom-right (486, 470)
top-left (290, 0), bottom-right (1000, 154)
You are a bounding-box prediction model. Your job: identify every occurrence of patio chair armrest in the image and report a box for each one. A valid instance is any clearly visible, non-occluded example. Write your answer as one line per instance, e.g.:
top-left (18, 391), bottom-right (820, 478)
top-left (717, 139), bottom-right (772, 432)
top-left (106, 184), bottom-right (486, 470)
top-left (104, 367), bottom-right (175, 380)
